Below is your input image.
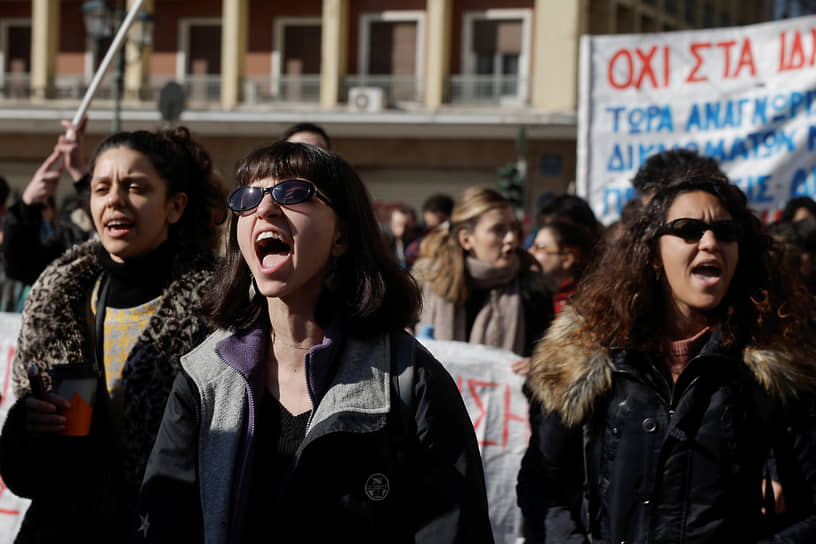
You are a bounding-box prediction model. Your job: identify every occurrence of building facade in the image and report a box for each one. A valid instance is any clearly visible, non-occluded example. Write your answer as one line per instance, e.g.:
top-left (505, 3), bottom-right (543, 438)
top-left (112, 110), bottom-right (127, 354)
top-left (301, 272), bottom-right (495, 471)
top-left (0, 0), bottom-right (772, 218)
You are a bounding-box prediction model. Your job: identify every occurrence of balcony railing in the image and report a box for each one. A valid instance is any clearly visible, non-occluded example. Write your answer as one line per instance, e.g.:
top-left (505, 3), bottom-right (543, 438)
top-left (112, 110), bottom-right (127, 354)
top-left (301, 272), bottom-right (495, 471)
top-left (343, 75), bottom-right (422, 106)
top-left (243, 75), bottom-right (321, 105)
top-left (448, 74), bottom-right (527, 105)
top-left (0, 73), bottom-right (31, 99)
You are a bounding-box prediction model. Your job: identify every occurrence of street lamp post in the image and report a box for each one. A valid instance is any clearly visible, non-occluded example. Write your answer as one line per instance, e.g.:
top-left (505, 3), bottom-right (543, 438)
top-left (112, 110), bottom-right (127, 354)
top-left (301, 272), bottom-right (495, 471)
top-left (81, 0), bottom-right (154, 133)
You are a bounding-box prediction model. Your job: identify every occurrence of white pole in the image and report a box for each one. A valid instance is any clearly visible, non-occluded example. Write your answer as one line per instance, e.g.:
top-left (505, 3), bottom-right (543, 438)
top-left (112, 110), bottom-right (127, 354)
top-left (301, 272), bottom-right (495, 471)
top-left (68, 0), bottom-right (146, 137)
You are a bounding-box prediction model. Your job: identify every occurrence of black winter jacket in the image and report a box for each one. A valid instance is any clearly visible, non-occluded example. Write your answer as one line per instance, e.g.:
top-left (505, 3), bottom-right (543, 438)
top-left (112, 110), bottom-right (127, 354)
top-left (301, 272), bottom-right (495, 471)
top-left (136, 326), bottom-right (494, 543)
top-left (2, 183), bottom-right (92, 285)
top-left (517, 308), bottom-right (816, 544)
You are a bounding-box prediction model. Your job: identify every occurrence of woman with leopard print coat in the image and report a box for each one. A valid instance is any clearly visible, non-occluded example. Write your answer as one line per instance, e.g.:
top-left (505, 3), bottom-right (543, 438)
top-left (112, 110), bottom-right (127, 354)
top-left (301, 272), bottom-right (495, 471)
top-left (0, 127), bottom-right (224, 543)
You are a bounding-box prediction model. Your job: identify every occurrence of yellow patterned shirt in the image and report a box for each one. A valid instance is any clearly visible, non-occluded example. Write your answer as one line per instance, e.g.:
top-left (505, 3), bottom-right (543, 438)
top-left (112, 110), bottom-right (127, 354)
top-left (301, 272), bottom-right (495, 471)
top-left (90, 279), bottom-right (162, 397)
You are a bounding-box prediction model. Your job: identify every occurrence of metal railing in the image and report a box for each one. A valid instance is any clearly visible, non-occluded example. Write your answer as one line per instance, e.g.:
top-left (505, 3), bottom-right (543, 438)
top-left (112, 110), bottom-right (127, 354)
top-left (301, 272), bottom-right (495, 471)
top-left (133, 75), bottom-right (221, 104)
top-left (243, 75), bottom-right (321, 104)
top-left (0, 73), bottom-right (31, 99)
top-left (448, 74), bottom-right (527, 105)
top-left (343, 75), bottom-right (422, 106)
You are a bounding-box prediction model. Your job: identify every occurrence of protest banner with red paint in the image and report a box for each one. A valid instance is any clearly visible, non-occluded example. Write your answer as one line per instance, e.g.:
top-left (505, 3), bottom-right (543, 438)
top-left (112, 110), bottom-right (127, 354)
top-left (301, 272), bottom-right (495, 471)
top-left (418, 339), bottom-right (529, 544)
top-left (578, 15), bottom-right (816, 224)
top-left (0, 313), bottom-right (28, 543)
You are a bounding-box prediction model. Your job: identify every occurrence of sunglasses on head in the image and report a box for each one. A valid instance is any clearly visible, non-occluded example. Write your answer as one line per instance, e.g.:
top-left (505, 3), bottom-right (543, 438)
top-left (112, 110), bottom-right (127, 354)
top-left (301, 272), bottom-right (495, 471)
top-left (227, 179), bottom-right (333, 213)
top-left (657, 218), bottom-right (742, 242)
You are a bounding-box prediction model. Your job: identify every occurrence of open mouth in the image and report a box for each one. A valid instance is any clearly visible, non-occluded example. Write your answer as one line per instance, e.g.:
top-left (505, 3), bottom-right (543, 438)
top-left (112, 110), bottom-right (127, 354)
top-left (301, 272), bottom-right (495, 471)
top-left (691, 262), bottom-right (722, 279)
top-left (104, 218), bottom-right (133, 235)
top-left (256, 231), bottom-right (292, 267)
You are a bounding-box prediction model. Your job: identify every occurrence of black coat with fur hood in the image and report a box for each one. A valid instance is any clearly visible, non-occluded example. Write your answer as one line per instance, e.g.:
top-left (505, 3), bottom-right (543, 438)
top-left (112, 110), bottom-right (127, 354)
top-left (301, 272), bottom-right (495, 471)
top-left (0, 240), bottom-right (216, 543)
top-left (517, 308), bottom-right (816, 544)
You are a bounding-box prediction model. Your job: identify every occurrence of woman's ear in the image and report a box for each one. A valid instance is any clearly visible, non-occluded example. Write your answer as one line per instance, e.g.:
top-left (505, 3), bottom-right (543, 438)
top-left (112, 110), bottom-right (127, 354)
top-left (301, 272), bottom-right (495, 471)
top-left (166, 192), bottom-right (188, 225)
top-left (561, 251), bottom-right (577, 273)
top-left (457, 228), bottom-right (473, 252)
top-left (331, 222), bottom-right (349, 257)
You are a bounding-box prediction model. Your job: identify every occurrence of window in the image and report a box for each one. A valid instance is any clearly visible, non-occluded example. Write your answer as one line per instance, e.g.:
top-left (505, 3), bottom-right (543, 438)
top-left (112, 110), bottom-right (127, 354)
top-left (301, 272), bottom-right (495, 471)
top-left (178, 18), bottom-right (221, 102)
top-left (271, 17), bottom-right (321, 102)
top-left (0, 19), bottom-right (31, 97)
top-left (357, 11), bottom-right (426, 103)
top-left (460, 9), bottom-right (532, 104)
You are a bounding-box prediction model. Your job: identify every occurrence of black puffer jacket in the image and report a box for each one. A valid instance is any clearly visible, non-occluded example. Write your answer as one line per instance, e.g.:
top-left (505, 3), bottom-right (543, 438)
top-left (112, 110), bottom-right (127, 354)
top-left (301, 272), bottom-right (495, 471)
top-left (517, 308), bottom-right (816, 544)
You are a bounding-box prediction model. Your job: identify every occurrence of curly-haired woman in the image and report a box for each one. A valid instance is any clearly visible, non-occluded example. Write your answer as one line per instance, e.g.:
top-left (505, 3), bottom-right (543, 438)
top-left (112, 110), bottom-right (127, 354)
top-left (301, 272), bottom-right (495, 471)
top-left (518, 175), bottom-right (816, 543)
top-left (0, 127), bottom-right (225, 543)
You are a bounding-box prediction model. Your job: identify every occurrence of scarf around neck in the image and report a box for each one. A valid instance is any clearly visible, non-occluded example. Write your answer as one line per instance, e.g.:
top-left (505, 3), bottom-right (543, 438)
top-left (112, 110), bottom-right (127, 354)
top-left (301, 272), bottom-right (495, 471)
top-left (418, 255), bottom-right (526, 355)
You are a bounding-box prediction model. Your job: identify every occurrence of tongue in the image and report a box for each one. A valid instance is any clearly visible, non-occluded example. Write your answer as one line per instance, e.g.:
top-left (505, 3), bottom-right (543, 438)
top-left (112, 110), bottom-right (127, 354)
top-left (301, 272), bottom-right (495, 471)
top-left (262, 253), bottom-right (288, 269)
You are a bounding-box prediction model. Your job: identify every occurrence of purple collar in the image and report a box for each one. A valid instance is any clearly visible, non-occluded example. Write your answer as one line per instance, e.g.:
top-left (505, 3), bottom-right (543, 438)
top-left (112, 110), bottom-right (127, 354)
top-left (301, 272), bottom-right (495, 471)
top-left (214, 319), bottom-right (344, 407)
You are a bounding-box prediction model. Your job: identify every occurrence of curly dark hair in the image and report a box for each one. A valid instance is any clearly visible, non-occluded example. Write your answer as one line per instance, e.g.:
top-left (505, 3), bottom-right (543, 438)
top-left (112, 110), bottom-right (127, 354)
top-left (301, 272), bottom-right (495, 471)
top-left (202, 142), bottom-right (420, 337)
top-left (572, 175), bottom-right (812, 351)
top-left (631, 149), bottom-right (724, 196)
top-left (88, 126), bottom-right (227, 251)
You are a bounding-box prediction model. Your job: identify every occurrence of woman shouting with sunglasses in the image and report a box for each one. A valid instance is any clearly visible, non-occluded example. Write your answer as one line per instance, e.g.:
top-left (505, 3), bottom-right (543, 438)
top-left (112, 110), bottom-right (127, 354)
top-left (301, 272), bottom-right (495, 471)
top-left (517, 175), bottom-right (816, 543)
top-left (135, 142), bottom-right (493, 543)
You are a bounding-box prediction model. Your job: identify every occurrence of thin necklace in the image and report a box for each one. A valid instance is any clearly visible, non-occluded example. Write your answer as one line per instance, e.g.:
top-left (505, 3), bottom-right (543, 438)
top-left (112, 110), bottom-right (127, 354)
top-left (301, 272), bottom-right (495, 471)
top-left (271, 331), bottom-right (316, 350)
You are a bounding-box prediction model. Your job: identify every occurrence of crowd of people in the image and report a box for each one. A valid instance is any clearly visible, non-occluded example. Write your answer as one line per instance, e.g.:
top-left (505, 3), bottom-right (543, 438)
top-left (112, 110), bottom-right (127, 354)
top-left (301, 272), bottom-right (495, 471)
top-left (0, 119), bottom-right (814, 543)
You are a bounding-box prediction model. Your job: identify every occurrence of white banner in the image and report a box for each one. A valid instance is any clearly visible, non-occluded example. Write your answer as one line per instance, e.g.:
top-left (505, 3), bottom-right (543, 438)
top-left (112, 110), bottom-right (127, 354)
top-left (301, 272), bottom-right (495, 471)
top-left (419, 339), bottom-right (528, 544)
top-left (0, 313), bottom-right (28, 544)
top-left (578, 15), bottom-right (816, 224)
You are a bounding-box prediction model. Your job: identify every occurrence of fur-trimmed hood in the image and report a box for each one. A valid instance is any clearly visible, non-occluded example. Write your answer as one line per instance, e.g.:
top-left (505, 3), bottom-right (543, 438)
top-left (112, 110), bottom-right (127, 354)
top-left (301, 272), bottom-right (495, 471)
top-left (528, 306), bottom-right (816, 427)
top-left (11, 240), bottom-right (217, 489)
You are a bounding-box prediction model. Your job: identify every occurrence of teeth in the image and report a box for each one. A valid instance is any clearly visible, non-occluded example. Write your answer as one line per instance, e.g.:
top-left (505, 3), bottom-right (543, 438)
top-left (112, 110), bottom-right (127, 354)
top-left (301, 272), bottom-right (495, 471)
top-left (107, 221), bottom-right (129, 227)
top-left (256, 231), bottom-right (283, 243)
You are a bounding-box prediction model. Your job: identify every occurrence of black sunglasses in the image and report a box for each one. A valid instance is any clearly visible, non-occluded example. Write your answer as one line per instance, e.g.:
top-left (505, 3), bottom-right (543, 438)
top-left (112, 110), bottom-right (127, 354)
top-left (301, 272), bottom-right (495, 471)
top-left (227, 179), bottom-right (333, 213)
top-left (657, 218), bottom-right (742, 242)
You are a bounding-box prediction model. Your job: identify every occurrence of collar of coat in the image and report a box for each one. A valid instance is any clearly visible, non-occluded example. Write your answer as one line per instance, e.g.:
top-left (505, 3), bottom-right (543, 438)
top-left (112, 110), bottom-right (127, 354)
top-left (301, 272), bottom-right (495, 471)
top-left (527, 306), bottom-right (816, 427)
top-left (15, 240), bottom-right (216, 394)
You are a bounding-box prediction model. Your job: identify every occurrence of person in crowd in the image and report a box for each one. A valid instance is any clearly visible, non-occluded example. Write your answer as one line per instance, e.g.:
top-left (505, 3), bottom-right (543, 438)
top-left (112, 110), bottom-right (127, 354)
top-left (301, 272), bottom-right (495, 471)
top-left (538, 194), bottom-right (601, 240)
top-left (517, 174), bottom-right (816, 543)
top-left (415, 186), bottom-right (553, 375)
top-left (0, 175), bottom-right (28, 313)
top-left (632, 148), bottom-right (725, 203)
top-left (384, 203), bottom-right (419, 269)
top-left (601, 197), bottom-right (644, 246)
top-left (769, 216), bottom-right (816, 296)
top-left (136, 142), bottom-right (493, 543)
top-left (528, 220), bottom-right (594, 316)
top-left (779, 196), bottom-right (816, 225)
top-left (0, 126), bottom-right (226, 543)
top-left (404, 192), bottom-right (454, 266)
top-left (282, 121), bottom-right (331, 149)
top-left (3, 117), bottom-right (94, 286)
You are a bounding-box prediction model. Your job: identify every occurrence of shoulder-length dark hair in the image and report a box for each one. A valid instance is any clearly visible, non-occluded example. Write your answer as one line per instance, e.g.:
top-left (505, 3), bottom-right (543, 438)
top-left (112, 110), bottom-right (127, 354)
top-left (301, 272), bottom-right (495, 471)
top-left (88, 126), bottom-right (227, 251)
top-left (202, 141), bottom-right (420, 337)
top-left (572, 175), bottom-right (812, 350)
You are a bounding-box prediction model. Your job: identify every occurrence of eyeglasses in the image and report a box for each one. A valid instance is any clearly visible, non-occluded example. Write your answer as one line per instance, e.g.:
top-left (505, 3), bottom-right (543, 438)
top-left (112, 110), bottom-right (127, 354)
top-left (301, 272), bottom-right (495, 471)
top-left (657, 218), bottom-right (742, 242)
top-left (227, 179), bottom-right (333, 213)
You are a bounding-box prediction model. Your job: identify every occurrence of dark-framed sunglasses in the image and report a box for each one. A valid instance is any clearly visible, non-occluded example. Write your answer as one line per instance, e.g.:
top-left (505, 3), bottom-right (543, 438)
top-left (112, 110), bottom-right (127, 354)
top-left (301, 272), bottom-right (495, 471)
top-left (227, 179), bottom-right (333, 213)
top-left (657, 218), bottom-right (742, 243)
